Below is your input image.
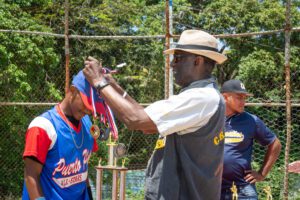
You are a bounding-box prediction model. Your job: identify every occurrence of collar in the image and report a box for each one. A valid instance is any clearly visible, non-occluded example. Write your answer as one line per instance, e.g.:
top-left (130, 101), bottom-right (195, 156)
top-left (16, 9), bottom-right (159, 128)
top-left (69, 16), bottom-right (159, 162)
top-left (180, 77), bottom-right (217, 93)
top-left (56, 104), bottom-right (82, 133)
top-left (226, 112), bottom-right (244, 121)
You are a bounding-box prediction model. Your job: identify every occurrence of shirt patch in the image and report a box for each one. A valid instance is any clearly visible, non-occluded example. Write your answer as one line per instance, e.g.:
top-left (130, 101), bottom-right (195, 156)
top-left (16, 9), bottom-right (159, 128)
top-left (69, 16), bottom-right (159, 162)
top-left (213, 131), bottom-right (225, 145)
top-left (224, 131), bottom-right (244, 143)
top-left (53, 171), bottom-right (87, 188)
top-left (154, 137), bottom-right (166, 150)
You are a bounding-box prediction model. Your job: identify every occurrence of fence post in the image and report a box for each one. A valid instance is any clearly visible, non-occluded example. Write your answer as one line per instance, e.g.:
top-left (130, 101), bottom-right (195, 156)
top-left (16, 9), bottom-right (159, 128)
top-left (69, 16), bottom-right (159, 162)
top-left (164, 0), bottom-right (173, 99)
top-left (64, 0), bottom-right (70, 95)
top-left (283, 0), bottom-right (292, 199)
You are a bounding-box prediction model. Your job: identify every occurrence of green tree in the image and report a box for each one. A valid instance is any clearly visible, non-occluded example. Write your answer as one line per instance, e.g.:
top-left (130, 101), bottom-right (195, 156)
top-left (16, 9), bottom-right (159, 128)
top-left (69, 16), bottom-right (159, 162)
top-left (0, 0), bottom-right (60, 197)
top-left (0, 1), bottom-right (61, 102)
top-left (1, 0), bottom-right (300, 198)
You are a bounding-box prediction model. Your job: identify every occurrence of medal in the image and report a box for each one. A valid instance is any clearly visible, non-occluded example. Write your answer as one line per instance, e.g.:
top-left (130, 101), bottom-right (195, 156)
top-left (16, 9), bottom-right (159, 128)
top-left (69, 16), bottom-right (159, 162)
top-left (89, 85), bottom-right (117, 141)
top-left (90, 117), bottom-right (100, 139)
top-left (90, 87), bottom-right (101, 139)
top-left (98, 123), bottom-right (110, 141)
top-left (90, 124), bottom-right (100, 139)
top-left (114, 143), bottom-right (127, 158)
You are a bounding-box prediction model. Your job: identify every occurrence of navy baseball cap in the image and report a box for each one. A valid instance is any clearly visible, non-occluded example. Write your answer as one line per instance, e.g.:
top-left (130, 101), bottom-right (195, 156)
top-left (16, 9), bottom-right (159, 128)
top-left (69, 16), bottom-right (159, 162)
top-left (72, 70), bottom-right (106, 115)
top-left (220, 79), bottom-right (253, 96)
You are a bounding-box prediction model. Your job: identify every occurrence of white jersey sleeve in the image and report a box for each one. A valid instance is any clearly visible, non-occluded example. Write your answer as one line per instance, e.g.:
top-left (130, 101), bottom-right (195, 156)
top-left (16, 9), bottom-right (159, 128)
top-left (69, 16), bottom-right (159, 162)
top-left (28, 116), bottom-right (57, 150)
top-left (144, 84), bottom-right (220, 137)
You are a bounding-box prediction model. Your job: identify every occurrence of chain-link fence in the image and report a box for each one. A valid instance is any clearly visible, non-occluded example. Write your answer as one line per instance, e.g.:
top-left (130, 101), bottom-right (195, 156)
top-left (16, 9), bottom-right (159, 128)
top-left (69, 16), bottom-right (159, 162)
top-left (1, 0), bottom-right (300, 199)
top-left (1, 96), bottom-right (300, 200)
top-left (0, 33), bottom-right (165, 199)
top-left (247, 105), bottom-right (300, 199)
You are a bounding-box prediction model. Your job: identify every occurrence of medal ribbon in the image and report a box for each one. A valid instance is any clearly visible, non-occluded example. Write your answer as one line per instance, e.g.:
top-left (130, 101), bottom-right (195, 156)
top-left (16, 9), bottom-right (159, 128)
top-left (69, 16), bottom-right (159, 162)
top-left (91, 87), bottom-right (97, 118)
top-left (90, 86), bottom-right (118, 140)
top-left (103, 101), bottom-right (118, 140)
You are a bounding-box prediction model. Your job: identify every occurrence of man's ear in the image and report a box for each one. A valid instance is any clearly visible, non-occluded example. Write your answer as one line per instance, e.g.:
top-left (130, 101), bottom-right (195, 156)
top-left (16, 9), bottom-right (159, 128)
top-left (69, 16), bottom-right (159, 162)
top-left (194, 56), bottom-right (204, 66)
top-left (69, 85), bottom-right (76, 93)
top-left (223, 93), bottom-right (233, 102)
top-left (69, 86), bottom-right (78, 99)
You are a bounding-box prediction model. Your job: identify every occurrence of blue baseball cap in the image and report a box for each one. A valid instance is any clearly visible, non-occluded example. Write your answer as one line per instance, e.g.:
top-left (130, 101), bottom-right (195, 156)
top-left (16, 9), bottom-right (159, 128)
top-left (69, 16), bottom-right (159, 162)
top-left (71, 70), bottom-right (106, 115)
top-left (221, 79), bottom-right (253, 96)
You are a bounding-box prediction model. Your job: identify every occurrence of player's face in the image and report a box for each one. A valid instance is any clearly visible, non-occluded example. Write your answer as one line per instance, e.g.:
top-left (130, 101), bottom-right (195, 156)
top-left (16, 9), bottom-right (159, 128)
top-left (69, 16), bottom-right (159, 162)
top-left (171, 51), bottom-right (197, 87)
top-left (70, 87), bottom-right (92, 120)
top-left (224, 93), bottom-right (247, 114)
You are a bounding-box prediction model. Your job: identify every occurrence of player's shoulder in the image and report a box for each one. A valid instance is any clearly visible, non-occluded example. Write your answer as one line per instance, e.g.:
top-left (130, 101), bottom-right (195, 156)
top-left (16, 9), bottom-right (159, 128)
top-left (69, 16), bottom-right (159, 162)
top-left (243, 112), bottom-right (262, 124)
top-left (28, 107), bottom-right (56, 131)
top-left (28, 116), bottom-right (55, 133)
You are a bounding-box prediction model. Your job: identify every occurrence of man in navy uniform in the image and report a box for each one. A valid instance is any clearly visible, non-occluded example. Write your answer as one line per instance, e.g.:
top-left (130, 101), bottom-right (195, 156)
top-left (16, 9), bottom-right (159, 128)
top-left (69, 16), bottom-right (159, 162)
top-left (220, 79), bottom-right (281, 200)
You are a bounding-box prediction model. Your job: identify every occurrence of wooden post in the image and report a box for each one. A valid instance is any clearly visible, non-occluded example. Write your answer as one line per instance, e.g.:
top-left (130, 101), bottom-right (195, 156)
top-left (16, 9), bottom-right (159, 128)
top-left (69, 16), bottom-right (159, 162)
top-left (95, 166), bottom-right (128, 200)
top-left (119, 171), bottom-right (126, 200)
top-left (96, 169), bottom-right (103, 200)
top-left (112, 170), bottom-right (118, 200)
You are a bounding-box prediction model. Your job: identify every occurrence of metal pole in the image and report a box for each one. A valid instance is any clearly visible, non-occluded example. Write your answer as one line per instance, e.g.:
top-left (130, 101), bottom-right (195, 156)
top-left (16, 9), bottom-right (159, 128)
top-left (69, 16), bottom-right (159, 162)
top-left (164, 0), bottom-right (170, 99)
top-left (64, 0), bottom-right (70, 94)
top-left (283, 0), bottom-right (292, 199)
top-left (164, 0), bottom-right (174, 98)
top-left (168, 0), bottom-right (173, 96)
top-left (2, 27), bottom-right (300, 39)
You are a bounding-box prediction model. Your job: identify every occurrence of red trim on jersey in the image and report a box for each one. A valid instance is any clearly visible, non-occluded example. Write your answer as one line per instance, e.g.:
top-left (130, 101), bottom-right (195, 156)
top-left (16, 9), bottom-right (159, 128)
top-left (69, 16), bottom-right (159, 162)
top-left (56, 105), bottom-right (82, 133)
top-left (23, 127), bottom-right (51, 164)
top-left (56, 104), bottom-right (99, 152)
top-left (92, 139), bottom-right (98, 152)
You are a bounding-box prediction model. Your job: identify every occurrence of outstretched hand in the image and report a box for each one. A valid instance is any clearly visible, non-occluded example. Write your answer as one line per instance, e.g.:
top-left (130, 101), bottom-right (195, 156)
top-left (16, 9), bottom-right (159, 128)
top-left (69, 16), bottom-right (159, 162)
top-left (104, 73), bottom-right (117, 86)
top-left (83, 56), bottom-right (103, 86)
top-left (244, 170), bottom-right (265, 184)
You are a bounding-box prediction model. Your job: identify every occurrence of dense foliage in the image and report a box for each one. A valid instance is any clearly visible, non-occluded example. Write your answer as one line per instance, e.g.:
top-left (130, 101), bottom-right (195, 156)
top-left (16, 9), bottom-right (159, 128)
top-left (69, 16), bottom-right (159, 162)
top-left (0, 0), bottom-right (299, 199)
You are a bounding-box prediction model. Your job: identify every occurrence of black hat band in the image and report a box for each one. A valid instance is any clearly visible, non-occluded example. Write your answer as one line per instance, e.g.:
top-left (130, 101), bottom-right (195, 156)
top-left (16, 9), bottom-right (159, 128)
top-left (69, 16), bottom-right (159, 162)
top-left (175, 44), bottom-right (218, 52)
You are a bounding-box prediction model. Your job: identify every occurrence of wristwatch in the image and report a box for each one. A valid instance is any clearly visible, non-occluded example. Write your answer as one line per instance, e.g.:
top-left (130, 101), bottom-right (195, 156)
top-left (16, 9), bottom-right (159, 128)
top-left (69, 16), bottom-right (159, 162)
top-left (94, 78), bottom-right (109, 91)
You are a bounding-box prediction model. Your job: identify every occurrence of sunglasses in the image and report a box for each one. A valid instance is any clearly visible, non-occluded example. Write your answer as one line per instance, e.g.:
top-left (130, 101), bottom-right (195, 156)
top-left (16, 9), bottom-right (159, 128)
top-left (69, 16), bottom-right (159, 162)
top-left (172, 54), bottom-right (197, 63)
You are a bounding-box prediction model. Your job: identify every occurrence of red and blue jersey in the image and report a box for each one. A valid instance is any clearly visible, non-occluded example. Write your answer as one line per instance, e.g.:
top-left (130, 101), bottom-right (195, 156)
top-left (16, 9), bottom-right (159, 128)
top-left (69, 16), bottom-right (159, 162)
top-left (222, 112), bottom-right (276, 188)
top-left (22, 105), bottom-right (98, 200)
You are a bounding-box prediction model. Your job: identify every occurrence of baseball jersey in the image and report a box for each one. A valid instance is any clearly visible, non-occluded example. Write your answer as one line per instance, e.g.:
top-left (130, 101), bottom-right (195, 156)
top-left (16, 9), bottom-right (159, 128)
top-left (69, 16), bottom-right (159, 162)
top-left (222, 112), bottom-right (276, 189)
top-left (22, 105), bottom-right (98, 200)
top-left (144, 78), bottom-right (226, 200)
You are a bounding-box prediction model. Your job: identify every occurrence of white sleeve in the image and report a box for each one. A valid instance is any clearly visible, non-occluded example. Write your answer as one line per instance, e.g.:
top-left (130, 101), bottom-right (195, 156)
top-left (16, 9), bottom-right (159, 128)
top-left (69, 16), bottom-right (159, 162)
top-left (144, 87), bottom-right (220, 137)
top-left (28, 116), bottom-right (57, 150)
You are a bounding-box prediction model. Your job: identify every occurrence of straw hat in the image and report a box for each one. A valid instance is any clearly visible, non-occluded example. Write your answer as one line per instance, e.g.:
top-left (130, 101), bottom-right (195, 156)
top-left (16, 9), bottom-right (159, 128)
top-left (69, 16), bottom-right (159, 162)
top-left (164, 30), bottom-right (227, 64)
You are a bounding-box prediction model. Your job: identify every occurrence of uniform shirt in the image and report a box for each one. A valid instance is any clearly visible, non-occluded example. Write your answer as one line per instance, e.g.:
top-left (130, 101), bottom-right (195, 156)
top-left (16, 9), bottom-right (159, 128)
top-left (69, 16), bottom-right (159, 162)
top-left (145, 81), bottom-right (219, 136)
top-left (144, 78), bottom-right (226, 200)
top-left (222, 112), bottom-right (276, 189)
top-left (22, 105), bottom-right (98, 200)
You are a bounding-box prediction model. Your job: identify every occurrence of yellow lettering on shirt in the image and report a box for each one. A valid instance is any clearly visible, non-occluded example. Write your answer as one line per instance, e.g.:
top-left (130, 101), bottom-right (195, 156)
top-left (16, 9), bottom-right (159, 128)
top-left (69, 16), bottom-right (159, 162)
top-left (154, 138), bottom-right (166, 149)
top-left (214, 131), bottom-right (225, 145)
top-left (224, 131), bottom-right (244, 143)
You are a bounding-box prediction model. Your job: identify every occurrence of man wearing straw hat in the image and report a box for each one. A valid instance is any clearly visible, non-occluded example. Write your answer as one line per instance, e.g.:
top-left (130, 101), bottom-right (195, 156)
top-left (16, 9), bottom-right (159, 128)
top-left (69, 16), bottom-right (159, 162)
top-left (83, 29), bottom-right (227, 199)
